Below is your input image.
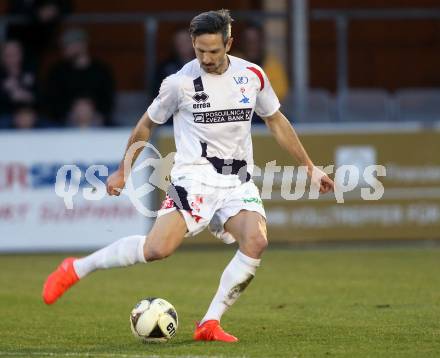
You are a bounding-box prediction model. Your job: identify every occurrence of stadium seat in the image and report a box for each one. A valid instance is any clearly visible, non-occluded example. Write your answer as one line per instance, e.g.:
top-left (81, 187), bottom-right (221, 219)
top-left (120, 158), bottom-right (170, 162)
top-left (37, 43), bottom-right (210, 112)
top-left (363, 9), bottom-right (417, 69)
top-left (281, 89), bottom-right (334, 123)
top-left (113, 91), bottom-right (149, 126)
top-left (395, 88), bottom-right (440, 122)
top-left (337, 89), bottom-right (393, 122)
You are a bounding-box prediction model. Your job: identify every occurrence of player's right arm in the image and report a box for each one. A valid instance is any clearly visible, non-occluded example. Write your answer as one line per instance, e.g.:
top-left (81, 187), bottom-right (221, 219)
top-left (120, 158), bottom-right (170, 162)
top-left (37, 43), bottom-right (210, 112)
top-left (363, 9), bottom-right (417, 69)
top-left (107, 112), bottom-right (157, 196)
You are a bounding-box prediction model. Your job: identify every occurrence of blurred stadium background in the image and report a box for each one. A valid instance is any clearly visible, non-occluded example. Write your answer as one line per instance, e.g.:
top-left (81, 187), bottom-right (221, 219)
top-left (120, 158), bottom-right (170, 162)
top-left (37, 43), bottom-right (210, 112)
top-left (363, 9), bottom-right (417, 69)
top-left (0, 1), bottom-right (439, 357)
top-left (0, 0), bottom-right (438, 249)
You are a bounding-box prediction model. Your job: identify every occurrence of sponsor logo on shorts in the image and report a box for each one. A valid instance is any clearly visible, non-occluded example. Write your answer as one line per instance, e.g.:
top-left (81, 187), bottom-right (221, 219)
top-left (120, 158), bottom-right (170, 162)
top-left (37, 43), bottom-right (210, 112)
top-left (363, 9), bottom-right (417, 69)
top-left (190, 195), bottom-right (203, 213)
top-left (160, 194), bottom-right (175, 210)
top-left (193, 108), bottom-right (252, 124)
top-left (242, 197), bottom-right (263, 206)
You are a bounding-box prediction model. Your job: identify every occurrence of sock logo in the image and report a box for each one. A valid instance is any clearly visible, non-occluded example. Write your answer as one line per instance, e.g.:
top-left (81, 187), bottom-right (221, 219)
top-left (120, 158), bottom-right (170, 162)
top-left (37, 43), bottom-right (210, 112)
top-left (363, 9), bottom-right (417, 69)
top-left (227, 275), bottom-right (254, 302)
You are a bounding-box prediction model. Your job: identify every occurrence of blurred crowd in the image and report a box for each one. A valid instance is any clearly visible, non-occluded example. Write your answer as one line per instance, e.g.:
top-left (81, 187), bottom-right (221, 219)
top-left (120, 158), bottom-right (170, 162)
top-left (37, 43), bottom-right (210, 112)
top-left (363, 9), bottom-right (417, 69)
top-left (0, 2), bottom-right (288, 130)
top-left (1, 0), bottom-right (115, 130)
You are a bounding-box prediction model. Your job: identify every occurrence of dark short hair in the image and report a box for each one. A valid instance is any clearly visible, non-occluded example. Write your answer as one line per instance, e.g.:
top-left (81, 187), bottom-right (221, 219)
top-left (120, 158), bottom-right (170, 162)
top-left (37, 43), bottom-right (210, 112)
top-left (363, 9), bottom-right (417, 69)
top-left (189, 9), bottom-right (233, 44)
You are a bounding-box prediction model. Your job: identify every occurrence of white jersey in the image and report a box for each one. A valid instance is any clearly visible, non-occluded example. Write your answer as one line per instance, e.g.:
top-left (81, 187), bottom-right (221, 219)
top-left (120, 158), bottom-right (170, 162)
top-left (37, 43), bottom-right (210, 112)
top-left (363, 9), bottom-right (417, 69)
top-left (147, 55), bottom-right (280, 187)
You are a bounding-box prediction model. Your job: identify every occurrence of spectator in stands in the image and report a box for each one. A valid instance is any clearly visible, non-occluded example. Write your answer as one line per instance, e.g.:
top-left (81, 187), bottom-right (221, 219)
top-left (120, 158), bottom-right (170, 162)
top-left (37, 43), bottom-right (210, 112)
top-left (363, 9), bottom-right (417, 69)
top-left (153, 28), bottom-right (194, 97)
top-left (45, 28), bottom-right (115, 126)
top-left (7, 0), bottom-right (73, 68)
top-left (0, 40), bottom-right (39, 128)
top-left (239, 23), bottom-right (288, 102)
top-left (12, 104), bottom-right (39, 129)
top-left (67, 97), bottom-right (103, 128)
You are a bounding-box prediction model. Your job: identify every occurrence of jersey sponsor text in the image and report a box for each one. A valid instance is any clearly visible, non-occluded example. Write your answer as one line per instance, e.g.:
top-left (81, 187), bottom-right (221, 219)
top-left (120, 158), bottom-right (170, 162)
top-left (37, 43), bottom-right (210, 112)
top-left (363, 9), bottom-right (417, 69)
top-left (193, 108), bottom-right (252, 124)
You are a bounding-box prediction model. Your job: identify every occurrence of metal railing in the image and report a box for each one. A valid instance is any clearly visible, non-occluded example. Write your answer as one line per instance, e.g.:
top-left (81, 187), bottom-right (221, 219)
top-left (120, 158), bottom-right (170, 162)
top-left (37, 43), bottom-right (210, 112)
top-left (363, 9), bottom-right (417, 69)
top-left (0, 11), bottom-right (286, 95)
top-left (2, 7), bottom-right (440, 122)
top-left (310, 8), bottom-right (440, 93)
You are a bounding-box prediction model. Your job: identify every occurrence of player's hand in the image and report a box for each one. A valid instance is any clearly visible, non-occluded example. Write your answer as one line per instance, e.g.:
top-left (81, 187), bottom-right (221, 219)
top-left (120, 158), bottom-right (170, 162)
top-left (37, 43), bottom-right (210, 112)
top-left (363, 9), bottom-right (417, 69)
top-left (309, 166), bottom-right (334, 194)
top-left (106, 168), bottom-right (126, 196)
top-left (318, 173), bottom-right (334, 194)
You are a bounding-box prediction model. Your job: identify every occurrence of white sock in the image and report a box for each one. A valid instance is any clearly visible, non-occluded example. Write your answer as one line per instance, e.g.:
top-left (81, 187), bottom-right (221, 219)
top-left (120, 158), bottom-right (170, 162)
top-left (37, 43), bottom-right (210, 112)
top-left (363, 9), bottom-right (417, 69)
top-left (201, 250), bottom-right (261, 323)
top-left (73, 235), bottom-right (146, 279)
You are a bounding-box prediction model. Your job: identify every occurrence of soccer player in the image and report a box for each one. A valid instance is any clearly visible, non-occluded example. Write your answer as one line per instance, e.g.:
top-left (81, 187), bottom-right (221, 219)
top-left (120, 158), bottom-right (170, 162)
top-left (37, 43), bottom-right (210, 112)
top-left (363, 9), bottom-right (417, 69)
top-left (42, 9), bottom-right (334, 342)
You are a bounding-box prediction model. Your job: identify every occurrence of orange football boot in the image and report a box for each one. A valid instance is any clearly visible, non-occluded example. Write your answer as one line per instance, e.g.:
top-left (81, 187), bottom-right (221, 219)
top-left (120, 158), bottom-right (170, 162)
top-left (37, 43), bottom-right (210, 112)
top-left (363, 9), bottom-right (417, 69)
top-left (42, 257), bottom-right (79, 305)
top-left (193, 320), bottom-right (238, 342)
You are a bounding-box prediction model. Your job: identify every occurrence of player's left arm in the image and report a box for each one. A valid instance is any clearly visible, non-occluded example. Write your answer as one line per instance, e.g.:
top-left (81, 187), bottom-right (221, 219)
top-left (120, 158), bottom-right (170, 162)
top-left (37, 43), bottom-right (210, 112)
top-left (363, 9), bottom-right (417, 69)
top-left (262, 110), bottom-right (334, 194)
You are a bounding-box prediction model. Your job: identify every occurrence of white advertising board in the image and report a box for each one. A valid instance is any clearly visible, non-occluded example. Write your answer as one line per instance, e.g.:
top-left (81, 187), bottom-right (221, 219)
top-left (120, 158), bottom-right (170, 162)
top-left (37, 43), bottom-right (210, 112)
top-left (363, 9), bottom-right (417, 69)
top-left (0, 129), bottom-right (152, 252)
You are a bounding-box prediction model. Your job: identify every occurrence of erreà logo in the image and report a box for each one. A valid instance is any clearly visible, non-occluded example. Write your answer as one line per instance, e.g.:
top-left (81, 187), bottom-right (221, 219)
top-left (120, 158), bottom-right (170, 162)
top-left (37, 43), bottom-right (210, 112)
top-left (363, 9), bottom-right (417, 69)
top-left (192, 92), bottom-right (210, 109)
top-left (192, 92), bottom-right (209, 103)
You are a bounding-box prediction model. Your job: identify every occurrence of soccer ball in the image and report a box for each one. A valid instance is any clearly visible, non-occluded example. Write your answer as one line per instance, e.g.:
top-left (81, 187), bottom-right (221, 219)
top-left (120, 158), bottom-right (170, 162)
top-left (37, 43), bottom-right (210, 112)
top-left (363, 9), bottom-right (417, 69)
top-left (129, 297), bottom-right (178, 342)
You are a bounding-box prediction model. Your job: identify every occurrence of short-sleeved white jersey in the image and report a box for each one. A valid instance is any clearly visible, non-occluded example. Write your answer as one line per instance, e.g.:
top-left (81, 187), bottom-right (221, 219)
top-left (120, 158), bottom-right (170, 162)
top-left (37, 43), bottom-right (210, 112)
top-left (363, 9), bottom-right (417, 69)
top-left (147, 55), bottom-right (280, 187)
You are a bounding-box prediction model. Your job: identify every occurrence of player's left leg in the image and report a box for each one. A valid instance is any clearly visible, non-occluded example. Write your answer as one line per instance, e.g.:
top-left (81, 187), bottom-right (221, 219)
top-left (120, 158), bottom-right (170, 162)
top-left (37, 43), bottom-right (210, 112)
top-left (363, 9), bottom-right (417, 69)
top-left (194, 210), bottom-right (267, 342)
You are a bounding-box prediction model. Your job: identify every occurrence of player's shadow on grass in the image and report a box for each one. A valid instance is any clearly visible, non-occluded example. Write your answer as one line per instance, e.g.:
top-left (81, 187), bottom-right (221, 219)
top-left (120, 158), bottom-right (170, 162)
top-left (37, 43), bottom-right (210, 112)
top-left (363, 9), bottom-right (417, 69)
top-left (150, 339), bottom-right (236, 347)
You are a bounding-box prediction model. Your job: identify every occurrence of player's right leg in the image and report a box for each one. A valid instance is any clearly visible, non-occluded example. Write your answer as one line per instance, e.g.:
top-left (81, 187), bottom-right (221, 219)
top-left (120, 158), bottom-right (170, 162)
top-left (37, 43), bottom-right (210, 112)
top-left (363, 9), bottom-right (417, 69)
top-left (42, 210), bottom-right (187, 305)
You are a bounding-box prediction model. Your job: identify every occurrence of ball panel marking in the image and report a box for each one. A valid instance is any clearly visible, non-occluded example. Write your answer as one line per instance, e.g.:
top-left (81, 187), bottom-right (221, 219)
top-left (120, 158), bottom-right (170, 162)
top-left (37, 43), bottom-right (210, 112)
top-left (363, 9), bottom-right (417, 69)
top-left (130, 297), bottom-right (178, 343)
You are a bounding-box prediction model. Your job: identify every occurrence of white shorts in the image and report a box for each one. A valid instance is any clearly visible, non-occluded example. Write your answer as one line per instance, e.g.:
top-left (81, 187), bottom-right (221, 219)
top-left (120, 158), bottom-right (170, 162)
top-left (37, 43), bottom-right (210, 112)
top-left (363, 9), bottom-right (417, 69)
top-left (157, 179), bottom-right (266, 243)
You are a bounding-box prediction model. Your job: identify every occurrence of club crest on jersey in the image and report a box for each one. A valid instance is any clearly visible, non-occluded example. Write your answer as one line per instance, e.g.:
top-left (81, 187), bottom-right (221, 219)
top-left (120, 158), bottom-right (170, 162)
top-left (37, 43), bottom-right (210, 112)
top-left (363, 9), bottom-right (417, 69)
top-left (192, 92), bottom-right (211, 109)
top-left (239, 93), bottom-right (250, 104)
top-left (234, 76), bottom-right (249, 85)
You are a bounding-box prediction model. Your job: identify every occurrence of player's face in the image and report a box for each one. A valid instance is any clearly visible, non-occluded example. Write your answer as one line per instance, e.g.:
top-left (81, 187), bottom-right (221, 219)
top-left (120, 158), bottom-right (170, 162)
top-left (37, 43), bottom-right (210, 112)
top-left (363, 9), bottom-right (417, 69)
top-left (192, 33), bottom-right (233, 75)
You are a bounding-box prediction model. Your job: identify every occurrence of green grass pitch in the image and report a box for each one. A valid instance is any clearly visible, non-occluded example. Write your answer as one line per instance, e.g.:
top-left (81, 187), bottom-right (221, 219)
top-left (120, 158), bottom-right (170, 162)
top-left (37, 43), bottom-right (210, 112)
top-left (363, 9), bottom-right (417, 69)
top-left (0, 248), bottom-right (439, 357)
